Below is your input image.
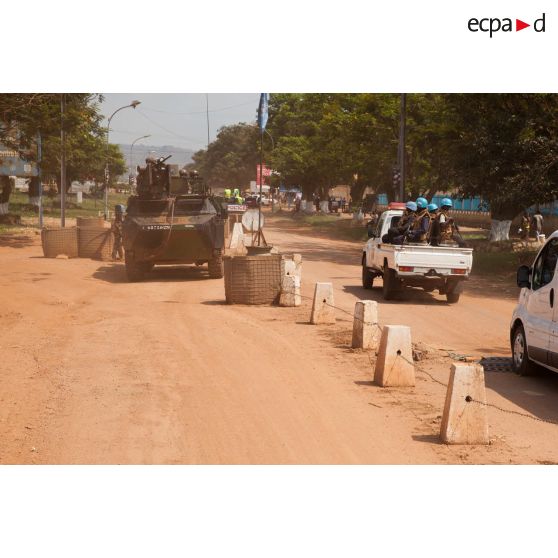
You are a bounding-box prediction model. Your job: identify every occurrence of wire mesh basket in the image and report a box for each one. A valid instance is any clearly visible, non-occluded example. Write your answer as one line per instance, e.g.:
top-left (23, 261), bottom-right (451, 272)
top-left (78, 227), bottom-right (114, 260)
top-left (76, 216), bottom-right (106, 228)
top-left (41, 227), bottom-right (79, 258)
top-left (224, 254), bottom-right (282, 305)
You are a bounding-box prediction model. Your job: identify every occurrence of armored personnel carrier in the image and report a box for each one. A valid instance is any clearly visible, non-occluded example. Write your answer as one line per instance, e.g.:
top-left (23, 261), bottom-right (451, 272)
top-left (122, 156), bottom-right (226, 282)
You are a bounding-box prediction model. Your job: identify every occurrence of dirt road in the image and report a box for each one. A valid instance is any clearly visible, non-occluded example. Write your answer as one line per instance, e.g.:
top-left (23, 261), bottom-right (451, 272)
top-left (2, 220), bottom-right (558, 464)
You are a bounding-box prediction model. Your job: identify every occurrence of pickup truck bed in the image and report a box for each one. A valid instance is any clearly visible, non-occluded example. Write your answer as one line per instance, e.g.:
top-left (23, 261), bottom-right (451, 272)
top-left (362, 209), bottom-right (473, 303)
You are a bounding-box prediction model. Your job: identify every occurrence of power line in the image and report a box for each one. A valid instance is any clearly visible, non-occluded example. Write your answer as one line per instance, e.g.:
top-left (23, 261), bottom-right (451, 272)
top-left (140, 99), bottom-right (257, 116)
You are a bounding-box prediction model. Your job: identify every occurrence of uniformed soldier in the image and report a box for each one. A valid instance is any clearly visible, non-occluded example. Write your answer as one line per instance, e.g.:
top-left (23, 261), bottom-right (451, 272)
top-left (430, 198), bottom-right (466, 247)
top-left (381, 201), bottom-right (417, 244)
top-left (406, 197), bottom-right (431, 243)
top-left (111, 204), bottom-right (125, 261)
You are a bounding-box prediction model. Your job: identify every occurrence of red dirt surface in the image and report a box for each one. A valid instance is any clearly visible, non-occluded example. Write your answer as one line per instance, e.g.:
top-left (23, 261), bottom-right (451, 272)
top-left (1, 218), bottom-right (558, 464)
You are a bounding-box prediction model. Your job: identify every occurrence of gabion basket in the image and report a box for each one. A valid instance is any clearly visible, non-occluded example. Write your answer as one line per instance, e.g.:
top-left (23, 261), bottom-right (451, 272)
top-left (41, 227), bottom-right (79, 258)
top-left (224, 254), bottom-right (282, 305)
top-left (76, 216), bottom-right (105, 228)
top-left (78, 227), bottom-right (114, 260)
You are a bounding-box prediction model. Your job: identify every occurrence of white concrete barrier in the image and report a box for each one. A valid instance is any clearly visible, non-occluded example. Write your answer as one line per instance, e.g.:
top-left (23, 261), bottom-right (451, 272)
top-left (351, 300), bottom-right (379, 350)
top-left (280, 275), bottom-right (301, 307)
top-left (440, 363), bottom-right (489, 445)
top-left (310, 282), bottom-right (335, 324)
top-left (374, 325), bottom-right (414, 387)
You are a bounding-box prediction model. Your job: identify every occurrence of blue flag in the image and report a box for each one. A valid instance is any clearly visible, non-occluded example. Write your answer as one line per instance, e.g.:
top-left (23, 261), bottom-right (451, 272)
top-left (257, 93), bottom-right (269, 131)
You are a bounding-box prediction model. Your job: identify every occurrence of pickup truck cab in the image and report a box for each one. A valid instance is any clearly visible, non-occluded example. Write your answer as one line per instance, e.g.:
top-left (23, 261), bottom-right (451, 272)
top-left (511, 232), bottom-right (558, 375)
top-left (362, 208), bottom-right (473, 303)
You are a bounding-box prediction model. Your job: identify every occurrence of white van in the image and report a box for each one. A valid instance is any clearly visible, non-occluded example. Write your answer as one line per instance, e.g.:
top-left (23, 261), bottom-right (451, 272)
top-left (511, 232), bottom-right (558, 374)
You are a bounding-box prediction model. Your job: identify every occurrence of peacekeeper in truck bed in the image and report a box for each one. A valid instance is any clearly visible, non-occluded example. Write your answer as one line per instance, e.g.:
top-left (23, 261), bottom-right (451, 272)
top-left (381, 201), bottom-right (417, 244)
top-left (430, 198), bottom-right (467, 248)
top-left (406, 197), bottom-right (431, 243)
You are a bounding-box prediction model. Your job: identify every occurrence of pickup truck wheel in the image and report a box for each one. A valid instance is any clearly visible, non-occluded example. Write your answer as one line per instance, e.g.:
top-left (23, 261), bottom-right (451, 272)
top-left (512, 324), bottom-right (537, 376)
top-left (446, 292), bottom-right (461, 303)
top-left (125, 251), bottom-right (145, 282)
top-left (362, 261), bottom-right (374, 289)
top-left (445, 281), bottom-right (463, 303)
top-left (382, 265), bottom-right (396, 300)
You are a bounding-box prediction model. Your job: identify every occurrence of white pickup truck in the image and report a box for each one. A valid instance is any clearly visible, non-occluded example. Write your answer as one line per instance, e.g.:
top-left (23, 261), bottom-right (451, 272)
top-left (362, 208), bottom-right (474, 303)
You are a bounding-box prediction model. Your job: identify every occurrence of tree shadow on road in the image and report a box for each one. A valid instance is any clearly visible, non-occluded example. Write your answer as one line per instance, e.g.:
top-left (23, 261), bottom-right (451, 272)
top-left (0, 234), bottom-right (36, 248)
top-left (343, 284), bottom-right (448, 306)
top-left (92, 264), bottom-right (213, 284)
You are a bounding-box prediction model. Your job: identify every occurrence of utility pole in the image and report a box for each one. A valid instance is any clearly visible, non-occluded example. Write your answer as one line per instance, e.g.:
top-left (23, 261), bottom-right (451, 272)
top-left (206, 93), bottom-right (210, 147)
top-left (60, 94), bottom-right (66, 227)
top-left (398, 93), bottom-right (407, 202)
top-left (37, 131), bottom-right (43, 229)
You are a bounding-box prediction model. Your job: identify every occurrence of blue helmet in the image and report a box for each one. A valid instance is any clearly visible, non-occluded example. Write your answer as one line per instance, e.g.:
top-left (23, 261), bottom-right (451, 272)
top-left (114, 204), bottom-right (126, 214)
top-left (427, 203), bottom-right (438, 212)
top-left (441, 197), bottom-right (452, 209)
top-left (416, 197), bottom-right (428, 210)
top-left (405, 201), bottom-right (417, 212)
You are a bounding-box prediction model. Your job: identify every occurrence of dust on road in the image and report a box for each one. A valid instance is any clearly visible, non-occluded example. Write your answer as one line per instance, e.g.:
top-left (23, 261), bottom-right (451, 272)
top-left (2, 219), bottom-right (558, 464)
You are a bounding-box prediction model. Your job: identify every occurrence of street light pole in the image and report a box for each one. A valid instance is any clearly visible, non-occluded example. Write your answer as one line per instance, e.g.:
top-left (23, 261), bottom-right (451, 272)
top-left (105, 100), bottom-right (141, 219)
top-left (130, 134), bottom-right (150, 191)
top-left (264, 130), bottom-right (275, 209)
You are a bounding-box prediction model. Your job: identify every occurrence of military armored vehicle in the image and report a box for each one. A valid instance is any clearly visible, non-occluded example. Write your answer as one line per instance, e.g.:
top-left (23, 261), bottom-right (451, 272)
top-left (122, 156), bottom-right (226, 282)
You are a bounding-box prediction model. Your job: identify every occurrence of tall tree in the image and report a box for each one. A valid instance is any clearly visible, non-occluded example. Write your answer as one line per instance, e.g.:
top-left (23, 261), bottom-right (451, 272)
top-left (190, 123), bottom-right (260, 189)
top-left (0, 94), bottom-right (126, 198)
top-left (446, 94), bottom-right (558, 240)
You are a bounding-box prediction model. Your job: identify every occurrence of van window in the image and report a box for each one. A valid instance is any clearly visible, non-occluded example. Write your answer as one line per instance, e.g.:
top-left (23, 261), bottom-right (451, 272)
top-left (532, 238), bottom-right (558, 290)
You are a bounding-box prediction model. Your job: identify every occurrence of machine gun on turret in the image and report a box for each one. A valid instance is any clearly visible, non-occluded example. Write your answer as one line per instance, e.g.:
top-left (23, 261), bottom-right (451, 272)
top-left (136, 155), bottom-right (173, 199)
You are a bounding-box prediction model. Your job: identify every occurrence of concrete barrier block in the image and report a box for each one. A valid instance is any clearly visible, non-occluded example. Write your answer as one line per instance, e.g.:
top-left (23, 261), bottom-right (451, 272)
top-left (440, 363), bottom-right (489, 445)
top-left (373, 325), bottom-right (414, 387)
top-left (280, 275), bottom-right (301, 307)
top-left (351, 300), bottom-right (379, 349)
top-left (310, 282), bottom-right (335, 324)
top-left (282, 254), bottom-right (303, 281)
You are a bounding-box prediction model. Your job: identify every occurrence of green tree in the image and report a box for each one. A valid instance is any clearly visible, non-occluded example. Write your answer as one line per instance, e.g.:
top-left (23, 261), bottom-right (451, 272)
top-left (445, 94), bottom-right (558, 240)
top-left (0, 94), bottom-right (126, 198)
top-left (190, 123), bottom-right (260, 189)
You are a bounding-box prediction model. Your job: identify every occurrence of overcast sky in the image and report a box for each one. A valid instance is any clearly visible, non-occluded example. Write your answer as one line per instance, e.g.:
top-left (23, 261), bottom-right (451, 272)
top-left (99, 93), bottom-right (260, 151)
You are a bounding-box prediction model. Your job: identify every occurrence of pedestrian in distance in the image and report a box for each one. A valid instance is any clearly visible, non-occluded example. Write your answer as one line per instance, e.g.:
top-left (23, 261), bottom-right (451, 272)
top-left (111, 204), bottom-right (125, 261)
top-left (532, 209), bottom-right (544, 242)
top-left (520, 211), bottom-right (531, 240)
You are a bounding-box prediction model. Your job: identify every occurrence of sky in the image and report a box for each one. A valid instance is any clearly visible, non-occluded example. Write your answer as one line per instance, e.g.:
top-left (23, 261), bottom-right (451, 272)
top-left (99, 93), bottom-right (260, 151)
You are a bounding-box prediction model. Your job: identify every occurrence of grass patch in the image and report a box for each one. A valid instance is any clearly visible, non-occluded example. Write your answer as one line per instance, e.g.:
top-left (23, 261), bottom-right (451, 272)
top-left (473, 251), bottom-right (527, 276)
top-left (7, 191), bottom-right (129, 220)
top-left (292, 213), bottom-right (368, 242)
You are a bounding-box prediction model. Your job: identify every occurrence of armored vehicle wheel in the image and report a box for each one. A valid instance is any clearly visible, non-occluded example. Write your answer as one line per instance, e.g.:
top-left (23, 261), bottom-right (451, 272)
top-left (125, 251), bottom-right (145, 282)
top-left (208, 251), bottom-right (224, 279)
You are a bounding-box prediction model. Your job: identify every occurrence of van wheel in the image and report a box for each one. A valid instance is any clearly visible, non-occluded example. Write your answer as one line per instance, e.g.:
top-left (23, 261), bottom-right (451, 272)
top-left (382, 264), bottom-right (396, 300)
top-left (511, 324), bottom-right (537, 376)
top-left (362, 260), bottom-right (374, 289)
